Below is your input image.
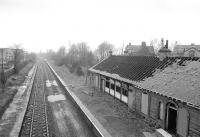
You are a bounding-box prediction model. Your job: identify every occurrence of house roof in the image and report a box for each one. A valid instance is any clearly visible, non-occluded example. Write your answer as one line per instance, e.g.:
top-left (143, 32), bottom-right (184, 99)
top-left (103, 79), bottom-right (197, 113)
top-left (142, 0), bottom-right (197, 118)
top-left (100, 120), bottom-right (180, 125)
top-left (125, 45), bottom-right (155, 55)
top-left (90, 55), bottom-right (200, 108)
top-left (158, 47), bottom-right (171, 53)
top-left (174, 44), bottom-right (200, 52)
top-left (184, 47), bottom-right (200, 52)
top-left (125, 45), bottom-right (140, 52)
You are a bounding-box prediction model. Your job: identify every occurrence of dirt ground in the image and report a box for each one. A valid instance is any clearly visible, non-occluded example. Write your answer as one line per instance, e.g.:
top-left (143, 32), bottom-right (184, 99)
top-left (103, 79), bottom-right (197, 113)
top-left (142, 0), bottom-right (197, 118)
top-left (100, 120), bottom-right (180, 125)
top-left (0, 63), bottom-right (33, 118)
top-left (50, 62), bottom-right (154, 137)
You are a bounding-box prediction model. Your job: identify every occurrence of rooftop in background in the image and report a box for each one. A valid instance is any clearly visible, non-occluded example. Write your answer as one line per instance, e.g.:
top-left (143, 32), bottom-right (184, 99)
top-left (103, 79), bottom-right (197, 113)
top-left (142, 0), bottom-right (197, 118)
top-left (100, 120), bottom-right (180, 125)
top-left (90, 55), bottom-right (200, 107)
top-left (124, 42), bottom-right (155, 56)
top-left (174, 43), bottom-right (200, 51)
top-left (173, 43), bottom-right (200, 57)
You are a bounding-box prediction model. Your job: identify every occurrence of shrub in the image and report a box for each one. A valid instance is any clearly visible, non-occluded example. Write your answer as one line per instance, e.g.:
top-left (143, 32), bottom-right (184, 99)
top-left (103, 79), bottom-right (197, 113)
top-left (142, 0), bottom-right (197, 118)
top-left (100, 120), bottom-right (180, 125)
top-left (68, 66), bottom-right (75, 73)
top-left (72, 61), bottom-right (79, 69)
top-left (76, 66), bottom-right (84, 76)
top-left (55, 57), bottom-right (65, 66)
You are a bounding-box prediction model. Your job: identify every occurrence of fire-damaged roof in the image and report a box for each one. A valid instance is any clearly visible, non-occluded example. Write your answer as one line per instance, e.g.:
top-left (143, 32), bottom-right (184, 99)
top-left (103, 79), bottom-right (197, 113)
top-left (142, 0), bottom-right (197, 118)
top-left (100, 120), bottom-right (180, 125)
top-left (89, 55), bottom-right (200, 109)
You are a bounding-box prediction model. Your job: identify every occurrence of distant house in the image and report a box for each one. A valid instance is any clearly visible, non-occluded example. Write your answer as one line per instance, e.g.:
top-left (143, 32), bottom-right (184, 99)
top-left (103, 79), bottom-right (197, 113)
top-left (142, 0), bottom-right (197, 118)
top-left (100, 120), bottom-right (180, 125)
top-left (173, 44), bottom-right (200, 57)
top-left (124, 42), bottom-right (155, 56)
top-left (0, 48), bottom-right (15, 61)
top-left (89, 52), bottom-right (200, 136)
top-left (0, 48), bottom-right (15, 67)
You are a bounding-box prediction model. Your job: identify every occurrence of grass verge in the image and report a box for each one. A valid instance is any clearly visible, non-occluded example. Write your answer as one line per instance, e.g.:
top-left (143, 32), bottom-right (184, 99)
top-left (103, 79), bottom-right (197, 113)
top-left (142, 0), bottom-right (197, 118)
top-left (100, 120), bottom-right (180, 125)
top-left (0, 63), bottom-right (34, 119)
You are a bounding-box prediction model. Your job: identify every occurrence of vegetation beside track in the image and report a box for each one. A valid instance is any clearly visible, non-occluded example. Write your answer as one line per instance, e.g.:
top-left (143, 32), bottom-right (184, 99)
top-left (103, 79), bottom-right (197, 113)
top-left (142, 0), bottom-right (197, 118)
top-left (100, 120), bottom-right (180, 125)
top-left (0, 62), bottom-right (34, 118)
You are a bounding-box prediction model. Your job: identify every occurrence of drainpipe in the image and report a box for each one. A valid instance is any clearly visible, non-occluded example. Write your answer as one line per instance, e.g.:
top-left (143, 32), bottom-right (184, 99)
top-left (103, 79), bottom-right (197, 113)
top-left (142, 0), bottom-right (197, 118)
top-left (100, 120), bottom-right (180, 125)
top-left (120, 81), bottom-right (122, 101)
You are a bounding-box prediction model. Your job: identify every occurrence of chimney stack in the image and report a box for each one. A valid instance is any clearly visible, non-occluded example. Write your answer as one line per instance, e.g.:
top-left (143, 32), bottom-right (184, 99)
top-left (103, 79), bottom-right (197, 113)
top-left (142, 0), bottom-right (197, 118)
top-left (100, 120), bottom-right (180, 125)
top-left (141, 41), bottom-right (146, 46)
top-left (161, 38), bottom-right (164, 47)
top-left (165, 40), bottom-right (168, 49)
top-left (109, 50), bottom-right (112, 56)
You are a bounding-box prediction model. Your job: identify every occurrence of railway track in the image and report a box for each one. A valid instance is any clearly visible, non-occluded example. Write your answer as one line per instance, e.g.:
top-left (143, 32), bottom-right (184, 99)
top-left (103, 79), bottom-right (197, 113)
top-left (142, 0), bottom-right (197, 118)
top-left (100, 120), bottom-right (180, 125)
top-left (19, 63), bottom-right (49, 137)
top-left (19, 61), bottom-right (98, 137)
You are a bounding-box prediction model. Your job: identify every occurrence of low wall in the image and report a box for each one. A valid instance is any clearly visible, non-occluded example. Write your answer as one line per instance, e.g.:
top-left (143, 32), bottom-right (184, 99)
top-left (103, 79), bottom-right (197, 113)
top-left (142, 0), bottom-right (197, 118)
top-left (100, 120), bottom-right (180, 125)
top-left (46, 61), bottom-right (112, 137)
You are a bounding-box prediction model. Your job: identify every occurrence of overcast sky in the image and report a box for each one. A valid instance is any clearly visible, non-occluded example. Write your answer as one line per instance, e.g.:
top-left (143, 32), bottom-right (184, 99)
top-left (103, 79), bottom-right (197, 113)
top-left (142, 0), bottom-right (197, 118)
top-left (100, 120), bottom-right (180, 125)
top-left (0, 0), bottom-right (200, 52)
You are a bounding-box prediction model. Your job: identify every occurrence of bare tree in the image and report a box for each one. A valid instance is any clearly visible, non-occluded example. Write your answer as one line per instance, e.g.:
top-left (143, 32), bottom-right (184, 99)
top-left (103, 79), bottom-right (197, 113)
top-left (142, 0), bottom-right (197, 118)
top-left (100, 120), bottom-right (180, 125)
top-left (67, 44), bottom-right (79, 65)
top-left (77, 42), bottom-right (92, 66)
top-left (13, 44), bottom-right (24, 73)
top-left (57, 46), bottom-right (66, 57)
top-left (96, 41), bottom-right (114, 60)
top-left (150, 39), bottom-right (159, 53)
top-left (53, 46), bottom-right (67, 66)
top-left (48, 43), bottom-right (96, 75)
top-left (46, 49), bottom-right (56, 59)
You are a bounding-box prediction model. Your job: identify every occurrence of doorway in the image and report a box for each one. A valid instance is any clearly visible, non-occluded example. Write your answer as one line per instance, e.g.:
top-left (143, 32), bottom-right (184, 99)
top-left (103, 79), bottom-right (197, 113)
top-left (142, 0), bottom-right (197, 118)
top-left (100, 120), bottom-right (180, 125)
top-left (167, 103), bottom-right (177, 134)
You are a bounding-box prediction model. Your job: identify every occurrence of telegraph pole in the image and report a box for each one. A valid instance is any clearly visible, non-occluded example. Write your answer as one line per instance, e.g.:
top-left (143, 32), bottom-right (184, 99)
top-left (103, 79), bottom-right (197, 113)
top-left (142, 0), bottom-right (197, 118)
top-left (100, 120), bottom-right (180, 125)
top-left (1, 49), bottom-right (3, 71)
top-left (1, 48), bottom-right (6, 91)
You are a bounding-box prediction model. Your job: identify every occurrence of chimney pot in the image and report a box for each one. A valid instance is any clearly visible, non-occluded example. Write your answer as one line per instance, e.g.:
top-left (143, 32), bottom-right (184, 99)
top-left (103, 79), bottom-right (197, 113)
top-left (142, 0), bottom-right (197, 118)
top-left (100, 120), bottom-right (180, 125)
top-left (109, 50), bottom-right (112, 56)
top-left (141, 41), bottom-right (146, 46)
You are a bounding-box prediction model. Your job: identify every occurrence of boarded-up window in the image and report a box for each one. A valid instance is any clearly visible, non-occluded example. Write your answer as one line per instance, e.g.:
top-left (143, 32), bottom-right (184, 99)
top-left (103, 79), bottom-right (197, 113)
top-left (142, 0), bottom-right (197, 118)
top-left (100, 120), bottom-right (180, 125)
top-left (150, 96), bottom-right (158, 119)
top-left (158, 101), bottom-right (164, 120)
top-left (95, 75), bottom-right (98, 87)
top-left (141, 93), bottom-right (149, 115)
top-left (177, 108), bottom-right (189, 137)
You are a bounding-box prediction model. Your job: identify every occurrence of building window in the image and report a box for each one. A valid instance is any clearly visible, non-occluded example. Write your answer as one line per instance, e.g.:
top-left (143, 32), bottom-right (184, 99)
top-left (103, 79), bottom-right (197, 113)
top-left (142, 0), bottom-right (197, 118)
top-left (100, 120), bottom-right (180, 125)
top-left (141, 93), bottom-right (149, 115)
top-left (158, 101), bottom-right (164, 120)
top-left (106, 81), bottom-right (110, 88)
top-left (116, 86), bottom-right (121, 93)
top-left (122, 88), bottom-right (128, 96)
top-left (111, 83), bottom-right (115, 90)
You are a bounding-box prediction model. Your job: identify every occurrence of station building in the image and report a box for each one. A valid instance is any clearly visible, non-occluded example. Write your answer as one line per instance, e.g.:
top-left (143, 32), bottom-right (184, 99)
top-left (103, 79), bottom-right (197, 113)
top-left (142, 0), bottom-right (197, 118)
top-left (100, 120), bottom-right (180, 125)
top-left (89, 51), bottom-right (200, 137)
